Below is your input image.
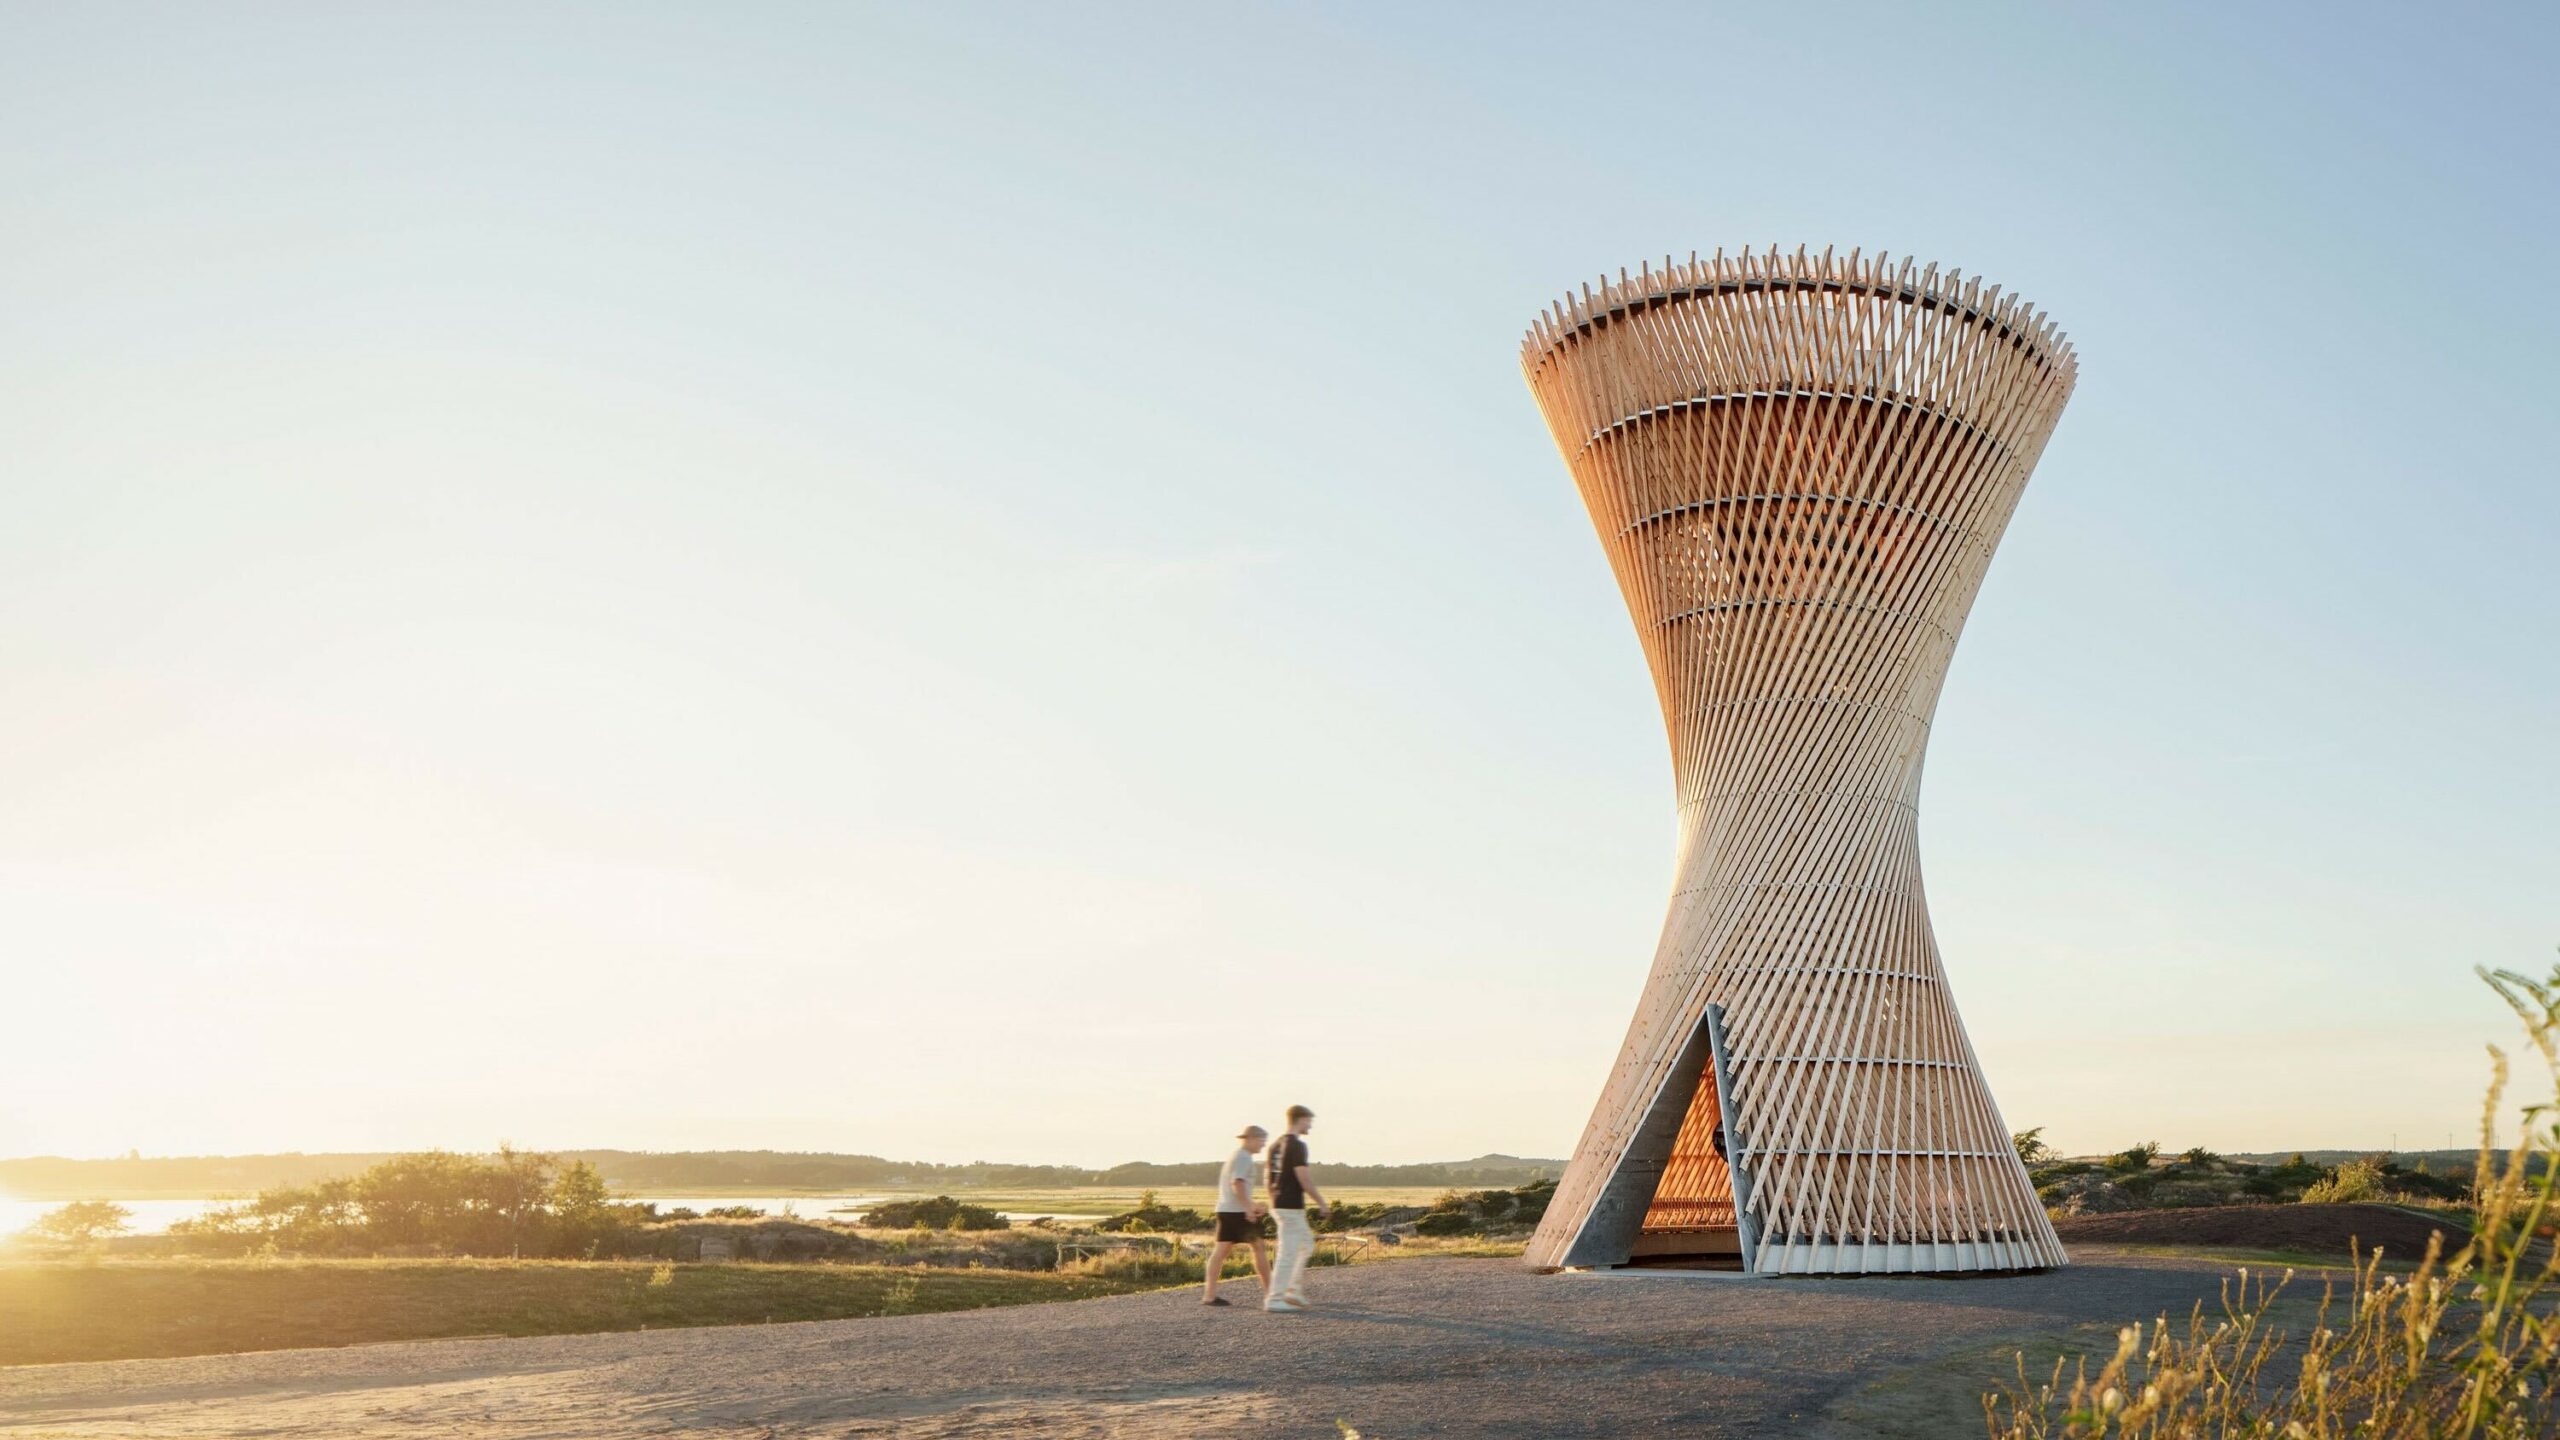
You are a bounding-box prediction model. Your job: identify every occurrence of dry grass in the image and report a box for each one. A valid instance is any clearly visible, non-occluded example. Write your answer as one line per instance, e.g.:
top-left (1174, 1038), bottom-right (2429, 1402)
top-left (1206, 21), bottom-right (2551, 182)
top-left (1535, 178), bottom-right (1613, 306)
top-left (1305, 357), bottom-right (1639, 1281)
top-left (1047, 1231), bottom-right (1525, 1284)
top-left (848, 1185), bottom-right (1459, 1220)
top-left (1984, 962), bottom-right (2560, 1438)
top-left (1353, 1235), bottom-right (1530, 1262)
top-left (0, 1256), bottom-right (1148, 1367)
top-left (1059, 1240), bottom-right (1360, 1285)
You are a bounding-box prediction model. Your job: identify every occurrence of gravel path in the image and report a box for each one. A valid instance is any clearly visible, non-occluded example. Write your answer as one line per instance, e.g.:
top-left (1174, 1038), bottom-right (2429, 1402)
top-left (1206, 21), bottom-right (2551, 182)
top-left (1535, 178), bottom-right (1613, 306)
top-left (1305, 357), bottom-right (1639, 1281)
top-left (0, 1248), bottom-right (2268, 1438)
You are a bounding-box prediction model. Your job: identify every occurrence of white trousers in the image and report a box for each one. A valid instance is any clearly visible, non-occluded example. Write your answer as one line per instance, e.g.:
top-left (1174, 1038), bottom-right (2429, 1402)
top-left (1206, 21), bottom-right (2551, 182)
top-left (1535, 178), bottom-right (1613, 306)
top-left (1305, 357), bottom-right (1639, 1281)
top-left (1268, 1207), bottom-right (1314, 1304)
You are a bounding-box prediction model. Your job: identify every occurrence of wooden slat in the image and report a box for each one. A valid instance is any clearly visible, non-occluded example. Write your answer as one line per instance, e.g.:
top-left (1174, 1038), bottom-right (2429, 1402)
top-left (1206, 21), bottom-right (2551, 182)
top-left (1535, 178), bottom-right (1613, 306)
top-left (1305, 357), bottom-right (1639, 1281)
top-left (1521, 248), bottom-right (2076, 1275)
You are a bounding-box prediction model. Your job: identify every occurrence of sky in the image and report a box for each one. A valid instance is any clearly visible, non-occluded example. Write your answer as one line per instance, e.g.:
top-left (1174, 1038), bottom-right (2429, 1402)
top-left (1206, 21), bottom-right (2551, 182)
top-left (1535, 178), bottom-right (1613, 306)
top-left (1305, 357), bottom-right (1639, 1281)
top-left (2, 2), bottom-right (2554, 1170)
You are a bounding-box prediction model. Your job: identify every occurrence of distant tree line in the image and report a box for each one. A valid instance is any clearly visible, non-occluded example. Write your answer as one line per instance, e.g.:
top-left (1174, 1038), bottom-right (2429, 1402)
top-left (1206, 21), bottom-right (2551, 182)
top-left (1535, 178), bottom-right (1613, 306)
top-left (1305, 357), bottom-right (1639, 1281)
top-left (2, 1149), bottom-right (1562, 1196)
top-left (170, 1148), bottom-right (649, 1258)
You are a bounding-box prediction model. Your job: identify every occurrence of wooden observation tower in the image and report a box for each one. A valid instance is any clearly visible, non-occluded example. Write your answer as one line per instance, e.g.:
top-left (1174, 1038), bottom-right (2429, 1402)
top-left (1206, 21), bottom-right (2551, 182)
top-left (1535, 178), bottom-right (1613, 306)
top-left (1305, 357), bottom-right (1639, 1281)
top-left (1521, 247), bottom-right (2077, 1275)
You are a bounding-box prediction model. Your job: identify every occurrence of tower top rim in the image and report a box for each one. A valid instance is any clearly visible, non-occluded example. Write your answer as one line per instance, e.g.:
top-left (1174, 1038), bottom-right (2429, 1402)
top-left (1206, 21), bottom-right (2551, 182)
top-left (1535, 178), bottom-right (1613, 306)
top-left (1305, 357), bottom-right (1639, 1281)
top-left (1523, 245), bottom-right (2077, 379)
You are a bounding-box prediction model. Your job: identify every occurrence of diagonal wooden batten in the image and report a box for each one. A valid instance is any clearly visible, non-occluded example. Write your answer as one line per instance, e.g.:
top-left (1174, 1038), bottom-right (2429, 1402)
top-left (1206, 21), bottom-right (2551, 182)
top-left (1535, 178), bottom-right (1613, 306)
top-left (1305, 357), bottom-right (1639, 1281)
top-left (1521, 248), bottom-right (2075, 1276)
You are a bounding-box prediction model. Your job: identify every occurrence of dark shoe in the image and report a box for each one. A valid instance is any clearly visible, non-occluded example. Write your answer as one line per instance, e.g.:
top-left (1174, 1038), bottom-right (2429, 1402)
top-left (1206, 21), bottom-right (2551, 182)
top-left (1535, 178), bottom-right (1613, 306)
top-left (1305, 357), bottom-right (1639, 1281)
top-left (1201, 1296), bottom-right (1231, 1307)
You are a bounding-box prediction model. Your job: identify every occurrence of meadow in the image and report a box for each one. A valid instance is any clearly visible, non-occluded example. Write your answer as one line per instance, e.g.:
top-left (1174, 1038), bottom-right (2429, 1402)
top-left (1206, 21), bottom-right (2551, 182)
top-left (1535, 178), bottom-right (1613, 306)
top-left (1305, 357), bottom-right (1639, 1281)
top-left (0, 1256), bottom-right (1153, 1367)
top-left (0, 1233), bottom-right (1525, 1367)
top-left (853, 1184), bottom-right (1460, 1218)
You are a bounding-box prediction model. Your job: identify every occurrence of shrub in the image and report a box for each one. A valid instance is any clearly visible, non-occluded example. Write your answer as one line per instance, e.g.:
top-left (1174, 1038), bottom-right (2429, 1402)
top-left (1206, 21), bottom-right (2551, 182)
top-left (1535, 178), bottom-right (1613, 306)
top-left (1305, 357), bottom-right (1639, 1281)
top-left (2039, 1172), bottom-right (2136, 1216)
top-left (2015, 1128), bottom-right (2056, 1166)
top-left (159, 1147), bottom-right (640, 1259)
top-left (2299, 1156), bottom-right (2386, 1205)
top-left (860, 1196), bottom-right (1009, 1231)
top-left (1404, 1181), bottom-right (1559, 1236)
top-left (1094, 1190), bottom-right (1211, 1233)
top-left (18, 1200), bottom-right (130, 1250)
top-left (2104, 1141), bottom-right (2161, 1175)
top-left (1313, 1202), bottom-right (1404, 1233)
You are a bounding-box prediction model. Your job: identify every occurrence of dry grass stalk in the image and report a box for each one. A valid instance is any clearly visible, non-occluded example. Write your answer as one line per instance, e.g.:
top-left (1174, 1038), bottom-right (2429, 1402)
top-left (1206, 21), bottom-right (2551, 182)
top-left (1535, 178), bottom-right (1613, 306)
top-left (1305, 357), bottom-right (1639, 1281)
top-left (1983, 963), bottom-right (2560, 1438)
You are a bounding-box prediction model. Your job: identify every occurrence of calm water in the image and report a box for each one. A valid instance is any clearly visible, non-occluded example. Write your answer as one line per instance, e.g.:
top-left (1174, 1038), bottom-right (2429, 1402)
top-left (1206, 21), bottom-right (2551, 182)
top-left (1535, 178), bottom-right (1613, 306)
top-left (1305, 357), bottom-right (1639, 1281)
top-left (1, 1194), bottom-right (1093, 1238)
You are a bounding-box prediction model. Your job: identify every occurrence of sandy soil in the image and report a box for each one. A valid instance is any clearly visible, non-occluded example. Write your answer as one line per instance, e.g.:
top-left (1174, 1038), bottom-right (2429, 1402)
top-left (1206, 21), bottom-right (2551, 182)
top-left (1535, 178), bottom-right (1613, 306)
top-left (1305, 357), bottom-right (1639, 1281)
top-left (0, 1248), bottom-right (2285, 1439)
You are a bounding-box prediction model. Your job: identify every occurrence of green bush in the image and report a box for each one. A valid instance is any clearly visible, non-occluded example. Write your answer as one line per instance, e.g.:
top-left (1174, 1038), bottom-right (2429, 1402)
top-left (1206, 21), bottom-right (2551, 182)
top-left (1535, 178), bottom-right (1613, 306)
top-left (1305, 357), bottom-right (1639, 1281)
top-left (2013, 1128), bottom-right (2056, 1166)
top-left (859, 1196), bottom-right (1009, 1231)
top-left (18, 1200), bottom-right (131, 1251)
top-left (1404, 1180), bottom-right (1556, 1236)
top-left (1093, 1201), bottom-right (1212, 1233)
top-left (2104, 1141), bottom-right (2161, 1175)
top-left (2299, 1156), bottom-right (2385, 1205)
top-left (163, 1147), bottom-right (638, 1259)
top-left (1312, 1202), bottom-right (1397, 1233)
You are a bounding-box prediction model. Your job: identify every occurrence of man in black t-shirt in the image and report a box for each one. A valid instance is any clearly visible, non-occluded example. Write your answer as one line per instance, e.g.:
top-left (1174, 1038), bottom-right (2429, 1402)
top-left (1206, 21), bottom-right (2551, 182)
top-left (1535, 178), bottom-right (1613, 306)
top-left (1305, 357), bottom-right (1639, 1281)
top-left (1263, 1104), bottom-right (1328, 1312)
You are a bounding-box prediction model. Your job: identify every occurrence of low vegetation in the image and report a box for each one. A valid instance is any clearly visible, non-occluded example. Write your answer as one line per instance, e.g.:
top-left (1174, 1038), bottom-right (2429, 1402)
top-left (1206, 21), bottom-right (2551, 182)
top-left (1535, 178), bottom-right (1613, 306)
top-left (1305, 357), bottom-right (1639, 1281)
top-left (1983, 959), bottom-right (2560, 1438)
top-left (1059, 1242), bottom-right (1351, 1285)
top-left (1409, 1179), bottom-right (1556, 1236)
top-left (1093, 1189), bottom-right (1213, 1233)
top-left (0, 1150), bottom-right (1561, 1201)
top-left (2019, 1131), bottom-right (2475, 1217)
top-left (16, 1199), bottom-right (131, 1248)
top-left (150, 1147), bottom-right (651, 1259)
top-left (855, 1195), bottom-right (1009, 1231)
top-left (0, 1257), bottom-right (1146, 1366)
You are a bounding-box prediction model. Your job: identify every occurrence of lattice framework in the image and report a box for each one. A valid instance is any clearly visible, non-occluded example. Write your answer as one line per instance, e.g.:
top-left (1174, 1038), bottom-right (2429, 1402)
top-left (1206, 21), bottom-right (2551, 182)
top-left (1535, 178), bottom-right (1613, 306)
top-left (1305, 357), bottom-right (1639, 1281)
top-left (1521, 246), bottom-right (2076, 1275)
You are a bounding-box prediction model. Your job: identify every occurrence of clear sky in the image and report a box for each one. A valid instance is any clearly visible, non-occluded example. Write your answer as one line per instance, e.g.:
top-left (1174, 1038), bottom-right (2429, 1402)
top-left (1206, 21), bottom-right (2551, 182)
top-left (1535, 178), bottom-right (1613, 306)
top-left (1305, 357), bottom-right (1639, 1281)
top-left (3, 2), bottom-right (2554, 1169)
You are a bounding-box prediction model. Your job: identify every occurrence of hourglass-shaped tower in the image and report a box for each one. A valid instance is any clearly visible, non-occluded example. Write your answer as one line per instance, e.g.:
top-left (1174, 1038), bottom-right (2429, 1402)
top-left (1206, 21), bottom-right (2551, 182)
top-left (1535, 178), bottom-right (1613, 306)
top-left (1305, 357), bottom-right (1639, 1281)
top-left (1523, 247), bottom-right (2075, 1274)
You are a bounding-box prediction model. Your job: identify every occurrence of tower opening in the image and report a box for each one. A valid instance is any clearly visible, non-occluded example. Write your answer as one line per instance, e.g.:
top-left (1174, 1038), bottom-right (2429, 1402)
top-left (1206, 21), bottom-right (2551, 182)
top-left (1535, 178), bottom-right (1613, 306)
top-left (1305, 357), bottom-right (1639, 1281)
top-left (1631, 1053), bottom-right (1741, 1264)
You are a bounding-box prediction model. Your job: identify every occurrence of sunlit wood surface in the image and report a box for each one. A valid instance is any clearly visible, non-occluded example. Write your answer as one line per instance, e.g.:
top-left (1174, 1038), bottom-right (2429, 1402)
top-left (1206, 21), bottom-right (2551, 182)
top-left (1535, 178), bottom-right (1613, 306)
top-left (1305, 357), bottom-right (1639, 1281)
top-left (1521, 247), bottom-right (2076, 1275)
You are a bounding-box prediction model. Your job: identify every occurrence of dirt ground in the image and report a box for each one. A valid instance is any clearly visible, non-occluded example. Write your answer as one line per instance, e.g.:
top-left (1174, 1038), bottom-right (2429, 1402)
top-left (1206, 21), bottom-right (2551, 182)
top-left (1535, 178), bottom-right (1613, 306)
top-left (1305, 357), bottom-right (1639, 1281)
top-left (0, 1246), bottom-right (2306, 1439)
top-left (2050, 1202), bottom-right (2468, 1258)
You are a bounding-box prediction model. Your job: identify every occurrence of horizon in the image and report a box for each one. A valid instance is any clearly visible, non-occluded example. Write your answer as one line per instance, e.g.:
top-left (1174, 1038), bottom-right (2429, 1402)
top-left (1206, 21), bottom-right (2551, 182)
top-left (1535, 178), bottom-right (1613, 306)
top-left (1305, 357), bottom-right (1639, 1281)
top-left (6, 2), bottom-right (2557, 1167)
top-left (0, 1139), bottom-right (2493, 1178)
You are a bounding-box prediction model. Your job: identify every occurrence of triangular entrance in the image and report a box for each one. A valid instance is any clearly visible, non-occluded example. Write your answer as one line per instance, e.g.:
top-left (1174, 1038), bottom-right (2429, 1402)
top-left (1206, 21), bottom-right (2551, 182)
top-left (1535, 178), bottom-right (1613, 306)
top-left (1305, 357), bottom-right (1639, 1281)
top-left (1630, 1051), bottom-right (1741, 1263)
top-left (1553, 1002), bottom-right (1758, 1270)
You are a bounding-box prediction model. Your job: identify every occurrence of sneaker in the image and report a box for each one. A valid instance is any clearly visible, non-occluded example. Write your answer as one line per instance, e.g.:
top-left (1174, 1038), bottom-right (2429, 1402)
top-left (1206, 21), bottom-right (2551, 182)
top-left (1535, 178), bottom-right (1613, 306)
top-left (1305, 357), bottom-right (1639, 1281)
top-left (1264, 1298), bottom-right (1306, 1313)
top-left (1201, 1296), bottom-right (1231, 1307)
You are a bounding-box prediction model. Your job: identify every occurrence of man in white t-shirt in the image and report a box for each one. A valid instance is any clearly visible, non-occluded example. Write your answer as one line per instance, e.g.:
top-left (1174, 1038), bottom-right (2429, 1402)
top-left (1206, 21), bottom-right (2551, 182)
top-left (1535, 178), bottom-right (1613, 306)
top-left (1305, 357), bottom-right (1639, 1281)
top-left (1201, 1125), bottom-right (1271, 1307)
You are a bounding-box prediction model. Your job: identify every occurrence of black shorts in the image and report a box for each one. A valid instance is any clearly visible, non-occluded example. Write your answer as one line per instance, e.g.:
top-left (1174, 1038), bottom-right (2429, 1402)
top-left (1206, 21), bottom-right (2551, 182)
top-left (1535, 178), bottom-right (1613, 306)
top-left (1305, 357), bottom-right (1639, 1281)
top-left (1214, 1211), bottom-right (1258, 1242)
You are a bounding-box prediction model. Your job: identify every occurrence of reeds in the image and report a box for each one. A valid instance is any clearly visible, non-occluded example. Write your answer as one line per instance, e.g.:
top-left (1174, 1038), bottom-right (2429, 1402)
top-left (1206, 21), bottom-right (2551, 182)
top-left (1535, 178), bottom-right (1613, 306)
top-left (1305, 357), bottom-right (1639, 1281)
top-left (1983, 963), bottom-right (2560, 1438)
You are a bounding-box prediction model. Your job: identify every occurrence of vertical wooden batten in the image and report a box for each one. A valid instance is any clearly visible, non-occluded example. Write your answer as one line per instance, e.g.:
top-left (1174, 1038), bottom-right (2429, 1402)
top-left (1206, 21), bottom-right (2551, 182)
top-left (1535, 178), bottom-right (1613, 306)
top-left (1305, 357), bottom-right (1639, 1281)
top-left (1522, 247), bottom-right (2076, 1276)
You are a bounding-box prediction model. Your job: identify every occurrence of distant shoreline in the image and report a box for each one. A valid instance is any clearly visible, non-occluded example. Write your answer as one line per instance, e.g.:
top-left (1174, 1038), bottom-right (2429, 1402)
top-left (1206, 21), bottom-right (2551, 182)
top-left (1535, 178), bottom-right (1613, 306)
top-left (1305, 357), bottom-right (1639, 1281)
top-left (0, 1150), bottom-right (1571, 1202)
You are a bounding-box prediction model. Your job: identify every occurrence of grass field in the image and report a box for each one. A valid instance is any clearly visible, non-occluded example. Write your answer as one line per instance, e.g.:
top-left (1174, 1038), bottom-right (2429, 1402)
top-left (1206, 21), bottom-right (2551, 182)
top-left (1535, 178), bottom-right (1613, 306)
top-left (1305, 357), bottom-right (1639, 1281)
top-left (0, 1258), bottom-right (1150, 1367)
top-left (806, 1185), bottom-right (1463, 1217)
top-left (1, 1234), bottom-right (1529, 1367)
